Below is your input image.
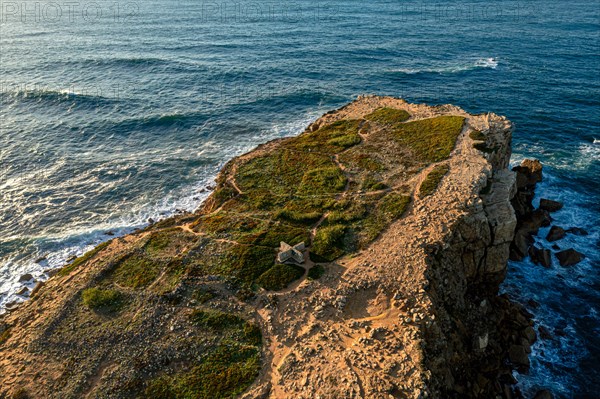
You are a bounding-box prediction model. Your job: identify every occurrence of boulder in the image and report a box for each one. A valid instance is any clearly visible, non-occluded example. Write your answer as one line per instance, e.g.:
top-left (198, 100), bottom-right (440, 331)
top-left (546, 226), bottom-right (566, 242)
top-left (528, 245), bottom-right (552, 267)
top-left (508, 344), bottom-right (530, 368)
top-left (18, 273), bottom-right (33, 282)
top-left (539, 199), bottom-right (563, 212)
top-left (556, 249), bottom-right (585, 267)
top-left (533, 389), bottom-right (554, 399)
top-left (566, 227), bottom-right (588, 236)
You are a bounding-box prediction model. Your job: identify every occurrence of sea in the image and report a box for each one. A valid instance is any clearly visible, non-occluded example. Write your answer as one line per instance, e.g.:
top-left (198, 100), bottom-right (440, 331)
top-left (0, 0), bottom-right (598, 397)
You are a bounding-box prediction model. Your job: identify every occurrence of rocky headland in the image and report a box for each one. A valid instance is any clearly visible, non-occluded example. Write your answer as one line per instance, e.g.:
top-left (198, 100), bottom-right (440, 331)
top-left (0, 96), bottom-right (551, 398)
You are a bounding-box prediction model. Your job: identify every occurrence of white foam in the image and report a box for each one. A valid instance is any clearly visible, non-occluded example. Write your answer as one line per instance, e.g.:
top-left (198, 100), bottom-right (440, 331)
top-left (390, 57), bottom-right (498, 74)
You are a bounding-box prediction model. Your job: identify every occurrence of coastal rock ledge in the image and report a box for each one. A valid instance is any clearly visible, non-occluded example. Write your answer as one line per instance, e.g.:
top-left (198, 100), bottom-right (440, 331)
top-left (0, 96), bottom-right (530, 399)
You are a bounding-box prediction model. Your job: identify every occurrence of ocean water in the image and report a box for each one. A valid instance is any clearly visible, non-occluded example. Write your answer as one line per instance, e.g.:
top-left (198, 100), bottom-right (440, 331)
top-left (0, 0), bottom-right (598, 396)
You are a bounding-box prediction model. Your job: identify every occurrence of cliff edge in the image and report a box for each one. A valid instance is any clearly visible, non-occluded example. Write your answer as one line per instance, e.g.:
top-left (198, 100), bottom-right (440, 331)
top-left (0, 96), bottom-right (528, 399)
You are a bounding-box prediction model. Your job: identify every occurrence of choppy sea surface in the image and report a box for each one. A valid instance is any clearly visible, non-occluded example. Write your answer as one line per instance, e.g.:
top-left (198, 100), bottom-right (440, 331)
top-left (0, 0), bottom-right (598, 396)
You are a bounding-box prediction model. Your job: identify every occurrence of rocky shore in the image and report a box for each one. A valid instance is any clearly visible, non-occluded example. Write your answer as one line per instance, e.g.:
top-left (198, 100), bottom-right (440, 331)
top-left (0, 96), bottom-right (550, 398)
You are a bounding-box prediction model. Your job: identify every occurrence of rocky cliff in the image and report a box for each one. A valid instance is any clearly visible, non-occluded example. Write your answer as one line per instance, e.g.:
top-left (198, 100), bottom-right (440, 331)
top-left (0, 96), bottom-right (530, 399)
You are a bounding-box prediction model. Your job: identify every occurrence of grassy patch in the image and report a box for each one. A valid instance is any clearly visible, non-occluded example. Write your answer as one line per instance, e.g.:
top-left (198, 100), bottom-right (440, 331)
top-left (312, 224), bottom-right (347, 262)
top-left (420, 164), bottom-right (450, 197)
top-left (144, 343), bottom-right (260, 399)
top-left (307, 265), bottom-right (325, 280)
top-left (391, 116), bottom-right (464, 162)
top-left (0, 327), bottom-right (11, 346)
top-left (112, 254), bottom-right (162, 289)
top-left (365, 107), bottom-right (410, 124)
top-left (59, 241), bottom-right (111, 276)
top-left (193, 288), bottom-right (216, 304)
top-left (297, 167), bottom-right (346, 195)
top-left (256, 263), bottom-right (305, 291)
top-left (287, 119), bottom-right (362, 154)
top-left (81, 288), bottom-right (123, 312)
top-left (378, 193), bottom-right (411, 219)
top-left (469, 129), bottom-right (486, 141)
top-left (361, 175), bottom-right (387, 191)
top-left (190, 309), bottom-right (245, 330)
top-left (473, 142), bottom-right (497, 153)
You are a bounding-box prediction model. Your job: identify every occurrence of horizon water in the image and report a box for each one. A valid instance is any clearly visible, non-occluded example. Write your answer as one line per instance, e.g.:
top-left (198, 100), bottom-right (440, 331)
top-left (0, 0), bottom-right (598, 397)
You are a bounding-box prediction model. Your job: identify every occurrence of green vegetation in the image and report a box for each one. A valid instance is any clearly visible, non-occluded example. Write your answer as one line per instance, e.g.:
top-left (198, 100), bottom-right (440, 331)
top-left (365, 107), bottom-right (410, 124)
top-left (144, 344), bottom-right (260, 399)
top-left (473, 142), bottom-right (497, 154)
top-left (312, 224), bottom-right (347, 262)
top-left (391, 116), bottom-right (465, 162)
top-left (419, 164), bottom-right (450, 197)
top-left (112, 254), bottom-right (162, 289)
top-left (190, 309), bottom-right (246, 330)
top-left (361, 175), bottom-right (387, 191)
top-left (193, 288), bottom-right (216, 304)
top-left (59, 241), bottom-right (111, 276)
top-left (307, 264), bottom-right (325, 280)
top-left (469, 129), bottom-right (486, 141)
top-left (81, 287), bottom-right (123, 311)
top-left (378, 193), bottom-right (411, 218)
top-left (297, 167), bottom-right (346, 195)
top-left (287, 119), bottom-right (362, 154)
top-left (256, 263), bottom-right (305, 291)
top-left (144, 311), bottom-right (263, 398)
top-left (0, 327), bottom-right (11, 345)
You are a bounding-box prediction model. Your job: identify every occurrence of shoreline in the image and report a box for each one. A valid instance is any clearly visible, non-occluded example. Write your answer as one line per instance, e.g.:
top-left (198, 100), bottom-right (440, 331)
top-left (0, 95), bottom-right (590, 398)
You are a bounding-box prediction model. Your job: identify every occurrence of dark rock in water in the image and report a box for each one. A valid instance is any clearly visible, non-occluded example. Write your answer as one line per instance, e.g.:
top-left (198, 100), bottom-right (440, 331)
top-left (508, 344), bottom-right (530, 368)
top-left (18, 273), bottom-right (34, 282)
top-left (533, 389), bottom-right (554, 399)
top-left (148, 218), bottom-right (155, 224)
top-left (539, 198), bottom-right (563, 212)
top-left (551, 244), bottom-right (560, 250)
top-left (528, 245), bottom-right (552, 267)
top-left (556, 248), bottom-right (585, 267)
top-left (520, 209), bottom-right (552, 236)
top-left (66, 255), bottom-right (77, 263)
top-left (546, 226), bottom-right (566, 242)
top-left (15, 286), bottom-right (29, 296)
top-left (538, 325), bottom-right (553, 340)
top-left (104, 231), bottom-right (115, 236)
top-left (566, 227), bottom-right (588, 236)
top-left (522, 326), bottom-right (537, 344)
top-left (526, 299), bottom-right (539, 309)
top-left (35, 256), bottom-right (47, 264)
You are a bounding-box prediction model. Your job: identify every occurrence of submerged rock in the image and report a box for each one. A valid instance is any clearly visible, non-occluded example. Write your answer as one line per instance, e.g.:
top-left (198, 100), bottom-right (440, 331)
top-left (556, 248), bottom-right (585, 267)
top-left (533, 389), bottom-right (554, 399)
top-left (546, 226), bottom-right (566, 242)
top-left (529, 245), bottom-right (552, 268)
top-left (566, 227), bottom-right (589, 236)
top-left (539, 198), bottom-right (563, 212)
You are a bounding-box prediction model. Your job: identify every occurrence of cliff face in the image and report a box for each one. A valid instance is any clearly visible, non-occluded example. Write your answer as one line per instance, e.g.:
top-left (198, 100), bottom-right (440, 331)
top-left (0, 96), bottom-right (526, 399)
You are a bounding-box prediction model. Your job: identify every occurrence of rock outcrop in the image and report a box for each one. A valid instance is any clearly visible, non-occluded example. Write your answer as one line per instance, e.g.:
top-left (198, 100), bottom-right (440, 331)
top-left (0, 96), bottom-right (529, 399)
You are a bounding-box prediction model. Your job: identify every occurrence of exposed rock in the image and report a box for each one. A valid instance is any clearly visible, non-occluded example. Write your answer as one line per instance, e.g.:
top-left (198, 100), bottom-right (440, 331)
top-left (533, 389), bottom-right (554, 399)
top-left (513, 159), bottom-right (543, 189)
top-left (556, 249), bottom-right (585, 267)
top-left (508, 344), bottom-right (530, 369)
top-left (528, 245), bottom-right (552, 267)
top-left (539, 199), bottom-right (563, 212)
top-left (546, 226), bottom-right (566, 242)
top-left (566, 227), bottom-right (589, 236)
top-left (18, 274), bottom-right (33, 282)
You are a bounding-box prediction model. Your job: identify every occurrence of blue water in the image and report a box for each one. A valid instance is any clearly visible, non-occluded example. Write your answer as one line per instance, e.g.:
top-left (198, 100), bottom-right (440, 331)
top-left (0, 0), bottom-right (598, 396)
